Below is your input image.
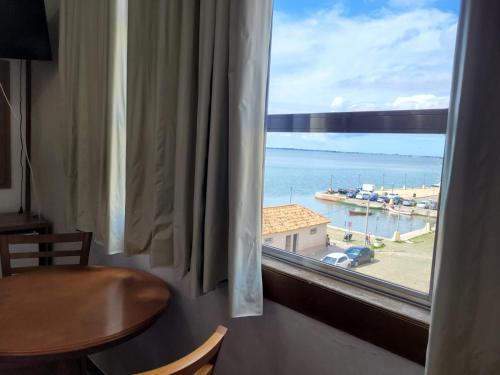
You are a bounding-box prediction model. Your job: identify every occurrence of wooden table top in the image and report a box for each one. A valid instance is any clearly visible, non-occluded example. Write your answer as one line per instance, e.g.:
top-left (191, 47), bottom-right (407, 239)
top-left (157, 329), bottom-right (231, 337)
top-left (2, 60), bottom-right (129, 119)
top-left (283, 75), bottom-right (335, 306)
top-left (0, 266), bottom-right (171, 361)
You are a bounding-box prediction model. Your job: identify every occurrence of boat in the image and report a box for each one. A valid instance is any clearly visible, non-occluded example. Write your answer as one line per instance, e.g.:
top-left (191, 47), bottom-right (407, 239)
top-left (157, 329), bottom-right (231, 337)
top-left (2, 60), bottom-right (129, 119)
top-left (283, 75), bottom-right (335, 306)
top-left (349, 209), bottom-right (372, 216)
top-left (388, 206), bottom-right (414, 216)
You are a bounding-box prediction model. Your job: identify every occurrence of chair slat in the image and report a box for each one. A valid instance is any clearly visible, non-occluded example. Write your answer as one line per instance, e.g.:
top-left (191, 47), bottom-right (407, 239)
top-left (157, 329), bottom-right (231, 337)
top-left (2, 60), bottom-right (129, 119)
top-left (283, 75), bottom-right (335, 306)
top-left (0, 232), bottom-right (93, 277)
top-left (10, 250), bottom-right (82, 259)
top-left (7, 233), bottom-right (86, 245)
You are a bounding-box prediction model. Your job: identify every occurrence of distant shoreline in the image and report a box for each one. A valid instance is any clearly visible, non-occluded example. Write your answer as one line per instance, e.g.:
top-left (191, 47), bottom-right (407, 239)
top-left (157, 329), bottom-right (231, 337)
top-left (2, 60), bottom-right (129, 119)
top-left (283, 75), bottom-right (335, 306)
top-left (266, 147), bottom-right (443, 159)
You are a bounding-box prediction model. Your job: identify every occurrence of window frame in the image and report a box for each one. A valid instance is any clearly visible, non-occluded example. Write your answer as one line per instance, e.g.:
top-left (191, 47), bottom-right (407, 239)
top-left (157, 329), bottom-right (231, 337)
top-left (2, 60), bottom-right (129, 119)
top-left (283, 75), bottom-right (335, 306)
top-left (263, 109), bottom-right (447, 309)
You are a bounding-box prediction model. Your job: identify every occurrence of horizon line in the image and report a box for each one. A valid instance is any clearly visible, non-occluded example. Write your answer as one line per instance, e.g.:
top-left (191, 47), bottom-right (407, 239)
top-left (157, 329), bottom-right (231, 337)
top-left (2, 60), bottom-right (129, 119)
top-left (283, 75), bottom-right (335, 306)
top-left (266, 147), bottom-right (444, 158)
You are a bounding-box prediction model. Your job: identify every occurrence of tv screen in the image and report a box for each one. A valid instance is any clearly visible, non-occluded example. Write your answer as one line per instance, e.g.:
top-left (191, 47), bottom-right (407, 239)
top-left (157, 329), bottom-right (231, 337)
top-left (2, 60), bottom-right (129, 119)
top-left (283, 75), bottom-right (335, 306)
top-left (0, 0), bottom-right (52, 60)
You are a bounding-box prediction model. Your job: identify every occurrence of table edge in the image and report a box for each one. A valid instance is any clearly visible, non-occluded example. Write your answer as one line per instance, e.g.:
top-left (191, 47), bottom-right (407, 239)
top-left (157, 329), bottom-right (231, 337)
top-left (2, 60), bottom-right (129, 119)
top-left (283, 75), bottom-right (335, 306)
top-left (0, 266), bottom-right (171, 362)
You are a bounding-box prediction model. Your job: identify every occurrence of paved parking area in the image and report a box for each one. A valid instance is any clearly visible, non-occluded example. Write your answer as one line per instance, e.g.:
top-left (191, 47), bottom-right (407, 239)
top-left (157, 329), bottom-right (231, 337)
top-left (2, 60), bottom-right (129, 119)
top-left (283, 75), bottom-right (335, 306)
top-left (295, 228), bottom-right (434, 293)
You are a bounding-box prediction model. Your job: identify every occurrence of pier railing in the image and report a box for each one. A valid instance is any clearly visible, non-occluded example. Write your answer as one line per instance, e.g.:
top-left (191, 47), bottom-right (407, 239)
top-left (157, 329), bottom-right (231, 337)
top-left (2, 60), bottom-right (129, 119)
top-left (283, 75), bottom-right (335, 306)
top-left (266, 109), bottom-right (448, 134)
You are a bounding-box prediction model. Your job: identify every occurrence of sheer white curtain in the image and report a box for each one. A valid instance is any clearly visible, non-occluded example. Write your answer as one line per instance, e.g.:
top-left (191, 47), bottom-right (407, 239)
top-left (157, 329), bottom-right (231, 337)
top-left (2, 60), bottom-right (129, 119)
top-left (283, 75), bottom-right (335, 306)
top-left (107, 0), bottom-right (127, 253)
top-left (60, 0), bottom-right (126, 253)
top-left (425, 1), bottom-right (500, 373)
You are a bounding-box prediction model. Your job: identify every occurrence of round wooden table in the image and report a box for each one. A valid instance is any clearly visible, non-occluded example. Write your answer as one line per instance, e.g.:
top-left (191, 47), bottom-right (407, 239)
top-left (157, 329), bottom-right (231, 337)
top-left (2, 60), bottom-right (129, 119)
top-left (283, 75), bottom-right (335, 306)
top-left (0, 266), bottom-right (171, 374)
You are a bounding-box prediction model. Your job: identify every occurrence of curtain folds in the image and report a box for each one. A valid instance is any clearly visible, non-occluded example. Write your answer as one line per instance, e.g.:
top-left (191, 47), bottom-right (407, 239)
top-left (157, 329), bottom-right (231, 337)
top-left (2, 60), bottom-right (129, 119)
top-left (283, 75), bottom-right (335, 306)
top-left (125, 0), bottom-right (273, 317)
top-left (60, 0), bottom-right (127, 253)
top-left (425, 1), bottom-right (500, 373)
top-left (61, 0), bottom-right (272, 316)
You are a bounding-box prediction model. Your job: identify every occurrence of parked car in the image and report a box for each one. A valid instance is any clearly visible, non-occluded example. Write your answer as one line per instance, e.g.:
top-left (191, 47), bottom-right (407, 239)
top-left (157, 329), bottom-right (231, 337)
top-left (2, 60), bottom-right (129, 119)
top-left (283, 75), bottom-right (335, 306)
top-left (346, 189), bottom-right (359, 198)
top-left (430, 200), bottom-right (439, 210)
top-left (402, 199), bottom-right (417, 207)
top-left (356, 191), bottom-right (371, 200)
top-left (392, 196), bottom-right (403, 205)
top-left (369, 192), bottom-right (379, 201)
top-left (416, 200), bottom-right (431, 209)
top-left (321, 252), bottom-right (351, 268)
top-left (345, 246), bottom-right (374, 267)
top-left (377, 196), bottom-right (390, 203)
top-left (338, 188), bottom-right (348, 195)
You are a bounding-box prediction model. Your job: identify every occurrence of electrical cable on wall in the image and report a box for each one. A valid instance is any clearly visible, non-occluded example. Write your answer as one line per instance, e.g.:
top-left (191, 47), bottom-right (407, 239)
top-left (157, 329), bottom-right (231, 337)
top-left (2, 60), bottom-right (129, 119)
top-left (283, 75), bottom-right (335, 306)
top-left (0, 62), bottom-right (41, 218)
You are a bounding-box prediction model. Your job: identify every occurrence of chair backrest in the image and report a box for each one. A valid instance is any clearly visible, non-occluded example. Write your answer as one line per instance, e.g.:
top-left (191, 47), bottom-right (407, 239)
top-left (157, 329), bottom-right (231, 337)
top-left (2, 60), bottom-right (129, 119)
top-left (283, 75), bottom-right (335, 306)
top-left (136, 326), bottom-right (228, 375)
top-left (0, 232), bottom-right (92, 276)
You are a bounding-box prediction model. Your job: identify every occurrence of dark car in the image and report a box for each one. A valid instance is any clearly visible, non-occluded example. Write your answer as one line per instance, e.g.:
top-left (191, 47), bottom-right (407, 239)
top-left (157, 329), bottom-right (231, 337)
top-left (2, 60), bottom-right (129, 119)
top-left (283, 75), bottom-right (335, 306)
top-left (377, 196), bottom-right (390, 203)
top-left (346, 189), bottom-right (359, 198)
top-left (345, 246), bottom-right (374, 267)
top-left (392, 196), bottom-right (403, 205)
top-left (338, 188), bottom-right (348, 195)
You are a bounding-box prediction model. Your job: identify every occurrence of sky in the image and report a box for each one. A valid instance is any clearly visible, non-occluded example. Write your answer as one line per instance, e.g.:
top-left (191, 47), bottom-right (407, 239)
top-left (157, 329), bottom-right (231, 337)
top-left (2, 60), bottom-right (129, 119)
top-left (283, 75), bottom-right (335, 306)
top-left (266, 0), bottom-right (460, 157)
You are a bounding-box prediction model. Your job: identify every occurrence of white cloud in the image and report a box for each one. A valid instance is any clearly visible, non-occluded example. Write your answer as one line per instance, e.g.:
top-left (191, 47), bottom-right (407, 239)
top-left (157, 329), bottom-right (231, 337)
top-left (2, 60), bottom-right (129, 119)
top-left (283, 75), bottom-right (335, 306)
top-left (268, 5), bottom-right (458, 114)
top-left (389, 0), bottom-right (437, 8)
top-left (390, 94), bottom-right (449, 109)
top-left (330, 96), bottom-right (345, 110)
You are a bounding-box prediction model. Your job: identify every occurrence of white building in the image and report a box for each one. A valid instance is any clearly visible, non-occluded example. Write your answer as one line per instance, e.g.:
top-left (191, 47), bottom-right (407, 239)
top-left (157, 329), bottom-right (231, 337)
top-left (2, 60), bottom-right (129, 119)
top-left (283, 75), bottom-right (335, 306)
top-left (262, 204), bottom-right (330, 254)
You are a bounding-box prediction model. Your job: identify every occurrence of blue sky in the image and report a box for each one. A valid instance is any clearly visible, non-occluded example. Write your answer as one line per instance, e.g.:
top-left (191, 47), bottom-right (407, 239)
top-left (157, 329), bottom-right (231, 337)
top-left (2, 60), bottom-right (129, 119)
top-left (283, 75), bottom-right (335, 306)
top-left (267, 0), bottom-right (460, 156)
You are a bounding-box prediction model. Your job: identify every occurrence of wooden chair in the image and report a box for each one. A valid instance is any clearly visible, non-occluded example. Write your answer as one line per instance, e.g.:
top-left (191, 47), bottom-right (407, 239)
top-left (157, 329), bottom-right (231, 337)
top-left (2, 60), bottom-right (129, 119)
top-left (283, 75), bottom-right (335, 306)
top-left (0, 232), bottom-right (92, 276)
top-left (136, 326), bottom-right (228, 375)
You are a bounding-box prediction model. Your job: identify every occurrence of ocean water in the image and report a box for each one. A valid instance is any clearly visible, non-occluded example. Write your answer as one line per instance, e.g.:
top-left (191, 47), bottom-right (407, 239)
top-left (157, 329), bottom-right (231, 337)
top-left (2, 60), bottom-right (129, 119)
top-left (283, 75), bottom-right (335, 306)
top-left (263, 148), bottom-right (443, 238)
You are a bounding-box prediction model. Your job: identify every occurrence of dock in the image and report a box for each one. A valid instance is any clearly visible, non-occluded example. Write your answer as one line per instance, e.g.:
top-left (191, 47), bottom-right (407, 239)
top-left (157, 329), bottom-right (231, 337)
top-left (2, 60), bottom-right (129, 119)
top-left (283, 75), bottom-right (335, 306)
top-left (375, 186), bottom-right (440, 200)
top-left (315, 191), bottom-right (438, 218)
top-left (315, 192), bottom-right (385, 209)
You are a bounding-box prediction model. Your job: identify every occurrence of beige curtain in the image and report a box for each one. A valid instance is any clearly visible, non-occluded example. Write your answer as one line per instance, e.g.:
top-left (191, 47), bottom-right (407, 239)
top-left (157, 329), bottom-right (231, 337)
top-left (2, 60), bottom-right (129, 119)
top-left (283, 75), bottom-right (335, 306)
top-left (60, 0), bottom-right (127, 253)
top-left (425, 1), bottom-right (500, 374)
top-left (125, 0), bottom-right (273, 317)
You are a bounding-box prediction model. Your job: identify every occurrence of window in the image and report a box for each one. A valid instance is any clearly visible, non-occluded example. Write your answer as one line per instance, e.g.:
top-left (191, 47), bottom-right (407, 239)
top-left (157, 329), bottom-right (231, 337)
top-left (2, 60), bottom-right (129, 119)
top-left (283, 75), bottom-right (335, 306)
top-left (263, 0), bottom-right (459, 307)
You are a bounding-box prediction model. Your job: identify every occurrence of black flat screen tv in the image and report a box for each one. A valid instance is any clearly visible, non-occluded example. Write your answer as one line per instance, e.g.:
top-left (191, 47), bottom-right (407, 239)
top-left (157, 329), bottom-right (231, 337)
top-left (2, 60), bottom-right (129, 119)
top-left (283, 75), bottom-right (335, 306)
top-left (0, 0), bottom-right (52, 61)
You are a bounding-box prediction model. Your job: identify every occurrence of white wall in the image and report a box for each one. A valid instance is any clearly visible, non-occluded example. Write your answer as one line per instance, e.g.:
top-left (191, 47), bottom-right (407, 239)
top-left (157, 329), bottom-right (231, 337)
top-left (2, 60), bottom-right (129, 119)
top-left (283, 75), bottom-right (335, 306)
top-left (0, 60), bottom-right (26, 213)
top-left (266, 225), bottom-right (327, 252)
top-left (27, 1), bottom-right (425, 374)
top-left (30, 0), bottom-right (65, 228)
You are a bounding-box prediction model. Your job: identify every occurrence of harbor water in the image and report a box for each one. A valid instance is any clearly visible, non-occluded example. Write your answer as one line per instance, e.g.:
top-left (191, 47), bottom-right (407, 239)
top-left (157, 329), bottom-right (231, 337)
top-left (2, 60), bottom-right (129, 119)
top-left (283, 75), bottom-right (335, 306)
top-left (264, 148), bottom-right (442, 238)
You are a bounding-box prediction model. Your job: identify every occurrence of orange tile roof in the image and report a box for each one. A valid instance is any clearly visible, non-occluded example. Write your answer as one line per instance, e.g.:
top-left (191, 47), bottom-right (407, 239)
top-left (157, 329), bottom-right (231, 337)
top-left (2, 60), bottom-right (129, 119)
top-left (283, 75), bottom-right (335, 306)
top-left (262, 204), bottom-right (330, 236)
